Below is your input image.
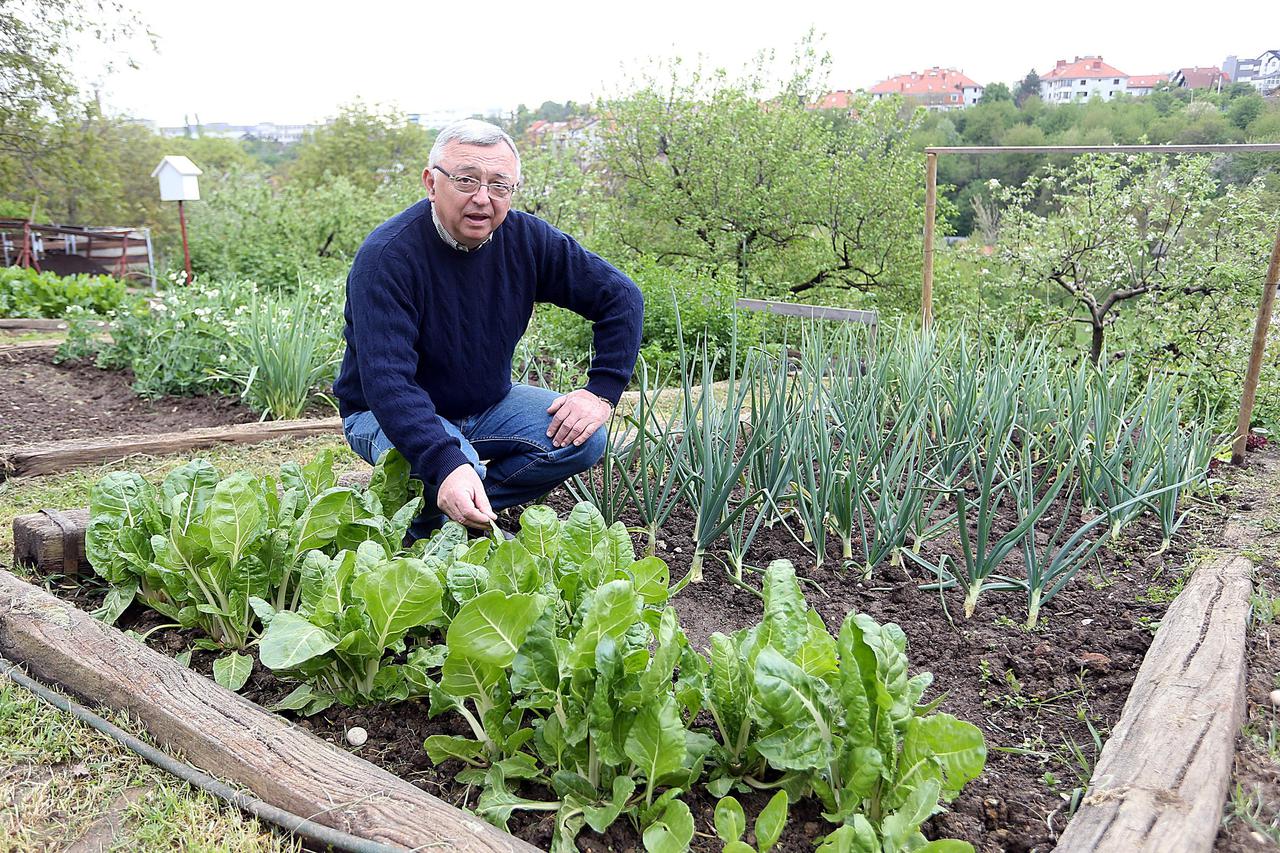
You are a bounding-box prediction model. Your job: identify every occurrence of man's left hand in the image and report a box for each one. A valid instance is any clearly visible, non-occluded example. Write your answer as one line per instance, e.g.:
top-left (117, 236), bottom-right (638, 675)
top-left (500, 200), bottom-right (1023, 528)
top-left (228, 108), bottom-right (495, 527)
top-left (546, 389), bottom-right (612, 448)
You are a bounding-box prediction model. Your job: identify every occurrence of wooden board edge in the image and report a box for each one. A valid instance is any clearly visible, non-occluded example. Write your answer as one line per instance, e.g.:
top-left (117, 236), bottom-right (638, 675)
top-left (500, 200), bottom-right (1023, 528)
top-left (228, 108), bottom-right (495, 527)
top-left (0, 418), bottom-right (344, 480)
top-left (1053, 553), bottom-right (1253, 852)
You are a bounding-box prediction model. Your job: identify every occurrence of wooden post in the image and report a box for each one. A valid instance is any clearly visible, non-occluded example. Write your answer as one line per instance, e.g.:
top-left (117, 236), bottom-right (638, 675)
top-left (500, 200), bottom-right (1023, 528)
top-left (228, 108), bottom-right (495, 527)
top-left (922, 152), bottom-right (938, 330)
top-left (177, 199), bottom-right (193, 283)
top-left (1231, 222), bottom-right (1280, 466)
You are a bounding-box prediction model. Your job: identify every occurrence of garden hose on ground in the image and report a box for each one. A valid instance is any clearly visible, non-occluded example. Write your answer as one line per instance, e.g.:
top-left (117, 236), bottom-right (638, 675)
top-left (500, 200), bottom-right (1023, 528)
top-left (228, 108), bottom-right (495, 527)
top-left (0, 655), bottom-right (406, 853)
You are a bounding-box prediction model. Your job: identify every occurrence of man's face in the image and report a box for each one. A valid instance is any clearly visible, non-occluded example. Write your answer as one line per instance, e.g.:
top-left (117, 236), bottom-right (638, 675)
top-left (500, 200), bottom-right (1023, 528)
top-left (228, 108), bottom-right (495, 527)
top-left (422, 141), bottom-right (518, 248)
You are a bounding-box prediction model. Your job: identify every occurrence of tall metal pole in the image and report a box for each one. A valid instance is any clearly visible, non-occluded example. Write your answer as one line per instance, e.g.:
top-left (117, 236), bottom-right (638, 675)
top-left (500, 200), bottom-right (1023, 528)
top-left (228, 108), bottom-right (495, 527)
top-left (1231, 222), bottom-right (1280, 465)
top-left (177, 199), bottom-right (193, 284)
top-left (922, 152), bottom-right (938, 330)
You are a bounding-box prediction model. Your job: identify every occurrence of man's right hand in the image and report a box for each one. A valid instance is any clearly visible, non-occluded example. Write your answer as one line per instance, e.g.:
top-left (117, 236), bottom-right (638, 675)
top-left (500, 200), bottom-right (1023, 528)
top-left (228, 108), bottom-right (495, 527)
top-left (436, 464), bottom-right (497, 529)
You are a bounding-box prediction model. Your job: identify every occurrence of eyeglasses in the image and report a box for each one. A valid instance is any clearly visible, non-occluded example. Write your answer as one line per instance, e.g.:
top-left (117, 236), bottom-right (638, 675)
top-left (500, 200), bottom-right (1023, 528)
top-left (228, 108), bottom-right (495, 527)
top-left (432, 166), bottom-right (517, 200)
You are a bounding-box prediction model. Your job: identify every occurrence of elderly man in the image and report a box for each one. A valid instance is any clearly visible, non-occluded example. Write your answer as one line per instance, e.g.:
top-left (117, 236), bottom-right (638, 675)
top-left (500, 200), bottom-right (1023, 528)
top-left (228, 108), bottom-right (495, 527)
top-left (334, 119), bottom-right (643, 536)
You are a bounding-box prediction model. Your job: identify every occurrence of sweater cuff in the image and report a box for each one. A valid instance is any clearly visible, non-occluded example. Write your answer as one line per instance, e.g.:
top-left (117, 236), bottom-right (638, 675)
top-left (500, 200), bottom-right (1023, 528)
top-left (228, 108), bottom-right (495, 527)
top-left (421, 445), bottom-right (473, 491)
top-left (584, 376), bottom-right (626, 407)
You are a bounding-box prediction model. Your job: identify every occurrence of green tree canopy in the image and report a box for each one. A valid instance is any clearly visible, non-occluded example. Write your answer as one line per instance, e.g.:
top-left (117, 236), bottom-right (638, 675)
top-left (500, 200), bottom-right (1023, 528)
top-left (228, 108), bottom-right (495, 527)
top-left (288, 101), bottom-right (434, 193)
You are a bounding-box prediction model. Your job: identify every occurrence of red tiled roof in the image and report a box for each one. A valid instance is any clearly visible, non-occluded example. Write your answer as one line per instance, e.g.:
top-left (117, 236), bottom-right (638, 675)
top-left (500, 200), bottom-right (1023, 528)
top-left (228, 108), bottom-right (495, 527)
top-left (1176, 67), bottom-right (1230, 89)
top-left (813, 90), bottom-right (855, 110)
top-left (869, 67), bottom-right (981, 97)
top-left (1041, 56), bottom-right (1127, 80)
top-left (1126, 74), bottom-right (1169, 89)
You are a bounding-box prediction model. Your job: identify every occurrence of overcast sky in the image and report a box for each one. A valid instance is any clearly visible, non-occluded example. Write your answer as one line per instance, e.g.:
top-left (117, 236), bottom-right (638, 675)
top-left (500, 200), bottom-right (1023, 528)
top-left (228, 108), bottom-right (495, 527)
top-left (83, 0), bottom-right (1267, 127)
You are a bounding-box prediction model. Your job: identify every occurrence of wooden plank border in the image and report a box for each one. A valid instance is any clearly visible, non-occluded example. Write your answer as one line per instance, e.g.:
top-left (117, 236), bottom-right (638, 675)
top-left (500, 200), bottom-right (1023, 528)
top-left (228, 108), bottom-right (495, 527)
top-left (0, 418), bottom-right (344, 481)
top-left (1054, 554), bottom-right (1253, 852)
top-left (0, 568), bottom-right (540, 852)
top-left (735, 297), bottom-right (879, 326)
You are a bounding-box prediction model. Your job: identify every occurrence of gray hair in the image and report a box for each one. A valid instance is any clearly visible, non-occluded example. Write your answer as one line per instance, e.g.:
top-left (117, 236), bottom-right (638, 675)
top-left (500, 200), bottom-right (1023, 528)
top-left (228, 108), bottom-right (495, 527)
top-left (428, 119), bottom-right (521, 177)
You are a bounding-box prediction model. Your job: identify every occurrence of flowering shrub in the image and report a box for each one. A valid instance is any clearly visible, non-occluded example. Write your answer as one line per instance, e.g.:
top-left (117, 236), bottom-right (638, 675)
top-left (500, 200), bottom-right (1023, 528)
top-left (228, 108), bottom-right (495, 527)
top-left (63, 276), bottom-right (344, 415)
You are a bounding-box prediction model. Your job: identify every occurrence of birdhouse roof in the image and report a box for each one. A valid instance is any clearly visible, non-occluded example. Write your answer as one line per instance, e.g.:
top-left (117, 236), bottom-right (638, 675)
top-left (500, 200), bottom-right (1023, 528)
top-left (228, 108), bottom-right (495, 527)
top-left (151, 155), bottom-right (203, 178)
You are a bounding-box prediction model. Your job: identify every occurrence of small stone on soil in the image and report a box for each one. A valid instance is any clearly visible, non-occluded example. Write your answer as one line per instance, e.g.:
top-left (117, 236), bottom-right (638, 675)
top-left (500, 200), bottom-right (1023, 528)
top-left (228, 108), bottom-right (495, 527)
top-left (346, 726), bottom-right (368, 746)
top-left (1078, 652), bottom-right (1111, 673)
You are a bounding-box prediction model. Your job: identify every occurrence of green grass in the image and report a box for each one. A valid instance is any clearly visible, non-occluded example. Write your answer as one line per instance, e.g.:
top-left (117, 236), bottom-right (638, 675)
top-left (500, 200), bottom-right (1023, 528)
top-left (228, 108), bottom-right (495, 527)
top-left (0, 435), bottom-right (362, 849)
top-left (0, 678), bottom-right (297, 852)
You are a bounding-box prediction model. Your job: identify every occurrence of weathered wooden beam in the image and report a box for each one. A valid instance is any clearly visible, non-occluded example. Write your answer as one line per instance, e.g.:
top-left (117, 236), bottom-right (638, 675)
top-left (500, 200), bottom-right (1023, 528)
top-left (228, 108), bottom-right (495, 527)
top-left (0, 338), bottom-right (62, 356)
top-left (13, 472), bottom-right (372, 577)
top-left (1054, 554), bottom-right (1253, 853)
top-left (0, 418), bottom-right (344, 481)
top-left (0, 568), bottom-right (538, 851)
top-left (735, 297), bottom-right (878, 326)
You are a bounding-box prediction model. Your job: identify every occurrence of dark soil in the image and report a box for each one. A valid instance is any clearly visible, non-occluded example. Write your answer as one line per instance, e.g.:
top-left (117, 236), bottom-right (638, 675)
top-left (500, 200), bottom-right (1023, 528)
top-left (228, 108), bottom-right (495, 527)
top-left (0, 349), bottom-right (255, 446)
top-left (36, 441), bottom-right (1259, 853)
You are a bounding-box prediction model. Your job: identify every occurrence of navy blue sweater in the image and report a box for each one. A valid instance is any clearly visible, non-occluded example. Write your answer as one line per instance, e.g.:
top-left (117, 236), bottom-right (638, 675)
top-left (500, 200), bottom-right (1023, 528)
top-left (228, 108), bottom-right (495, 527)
top-left (333, 198), bottom-right (644, 489)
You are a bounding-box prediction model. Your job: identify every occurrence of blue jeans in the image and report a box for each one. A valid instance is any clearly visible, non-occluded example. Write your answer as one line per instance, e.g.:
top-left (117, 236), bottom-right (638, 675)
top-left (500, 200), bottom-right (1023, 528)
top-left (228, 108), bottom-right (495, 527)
top-left (342, 383), bottom-right (607, 538)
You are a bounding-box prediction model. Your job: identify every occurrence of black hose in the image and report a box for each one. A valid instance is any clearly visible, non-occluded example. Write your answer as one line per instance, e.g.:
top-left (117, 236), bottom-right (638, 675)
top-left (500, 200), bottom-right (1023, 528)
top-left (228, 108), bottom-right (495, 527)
top-left (0, 655), bottom-right (407, 853)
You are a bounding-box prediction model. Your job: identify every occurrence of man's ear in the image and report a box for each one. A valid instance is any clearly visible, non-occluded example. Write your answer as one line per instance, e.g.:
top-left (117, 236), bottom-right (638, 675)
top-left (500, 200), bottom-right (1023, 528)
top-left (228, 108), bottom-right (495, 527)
top-left (422, 167), bottom-right (435, 199)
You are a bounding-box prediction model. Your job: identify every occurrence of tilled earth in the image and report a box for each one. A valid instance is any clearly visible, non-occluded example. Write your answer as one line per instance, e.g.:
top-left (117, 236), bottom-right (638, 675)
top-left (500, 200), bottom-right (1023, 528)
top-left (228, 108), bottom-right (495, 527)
top-left (0, 349), bottom-right (254, 446)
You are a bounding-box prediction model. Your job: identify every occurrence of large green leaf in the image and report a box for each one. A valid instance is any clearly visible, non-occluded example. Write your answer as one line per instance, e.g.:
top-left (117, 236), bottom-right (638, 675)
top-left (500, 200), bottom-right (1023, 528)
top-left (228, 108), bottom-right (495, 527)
top-left (751, 646), bottom-right (835, 771)
top-left (708, 632), bottom-right (747, 748)
top-left (569, 580), bottom-right (641, 668)
top-left (642, 798), bottom-right (694, 853)
top-left (629, 556), bottom-right (670, 605)
top-left (440, 653), bottom-right (503, 701)
top-left (161, 460), bottom-right (220, 524)
top-left (713, 796), bottom-right (746, 843)
top-left (294, 488), bottom-right (359, 554)
top-left (213, 652), bottom-right (253, 692)
top-left (206, 471), bottom-right (267, 566)
top-left (880, 778), bottom-right (941, 853)
top-left (517, 504), bottom-right (561, 560)
top-left (755, 790), bottom-right (789, 853)
top-left (897, 713), bottom-right (987, 802)
top-left (368, 448), bottom-right (413, 517)
top-left (755, 560), bottom-right (808, 658)
top-left (561, 501), bottom-right (608, 568)
top-left (90, 471), bottom-right (160, 529)
top-left (624, 695), bottom-right (686, 794)
top-left (351, 556), bottom-right (443, 647)
top-left (258, 611), bottom-right (338, 669)
top-left (446, 591), bottom-right (545, 668)
top-left (486, 538), bottom-right (541, 595)
top-left (814, 818), bottom-right (880, 853)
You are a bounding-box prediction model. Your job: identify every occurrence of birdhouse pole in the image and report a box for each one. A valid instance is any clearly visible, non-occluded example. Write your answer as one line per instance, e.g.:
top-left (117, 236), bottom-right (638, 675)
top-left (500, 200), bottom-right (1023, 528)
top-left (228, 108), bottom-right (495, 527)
top-left (178, 199), bottom-right (192, 283)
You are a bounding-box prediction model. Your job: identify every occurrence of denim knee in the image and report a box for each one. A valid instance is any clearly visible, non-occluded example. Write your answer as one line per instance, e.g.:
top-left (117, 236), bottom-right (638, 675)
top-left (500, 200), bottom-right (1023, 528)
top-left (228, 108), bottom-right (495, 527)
top-left (575, 426), bottom-right (608, 471)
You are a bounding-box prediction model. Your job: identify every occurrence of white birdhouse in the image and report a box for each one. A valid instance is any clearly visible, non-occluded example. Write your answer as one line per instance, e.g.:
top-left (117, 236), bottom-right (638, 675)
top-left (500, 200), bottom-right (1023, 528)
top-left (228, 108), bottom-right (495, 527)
top-left (151, 155), bottom-right (203, 202)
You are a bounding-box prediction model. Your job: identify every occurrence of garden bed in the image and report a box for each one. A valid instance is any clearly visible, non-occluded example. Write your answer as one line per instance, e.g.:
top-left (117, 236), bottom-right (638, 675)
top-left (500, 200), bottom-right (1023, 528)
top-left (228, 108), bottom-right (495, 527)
top-left (21, 460), bottom-right (1246, 853)
top-left (0, 349), bottom-right (254, 446)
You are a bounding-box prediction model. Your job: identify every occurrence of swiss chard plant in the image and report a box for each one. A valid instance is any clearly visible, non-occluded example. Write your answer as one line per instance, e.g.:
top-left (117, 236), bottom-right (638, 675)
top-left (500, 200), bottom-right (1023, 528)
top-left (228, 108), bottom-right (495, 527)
top-left (414, 501), bottom-right (714, 852)
top-left (86, 449), bottom-right (423, 689)
top-left (703, 561), bottom-right (987, 851)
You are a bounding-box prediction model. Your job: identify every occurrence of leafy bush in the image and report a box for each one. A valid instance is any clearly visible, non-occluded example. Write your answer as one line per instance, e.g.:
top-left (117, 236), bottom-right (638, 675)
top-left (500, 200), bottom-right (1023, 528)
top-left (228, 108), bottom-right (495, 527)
top-left (0, 266), bottom-right (128, 318)
top-left (187, 169), bottom-right (421, 289)
top-left (74, 277), bottom-right (344, 416)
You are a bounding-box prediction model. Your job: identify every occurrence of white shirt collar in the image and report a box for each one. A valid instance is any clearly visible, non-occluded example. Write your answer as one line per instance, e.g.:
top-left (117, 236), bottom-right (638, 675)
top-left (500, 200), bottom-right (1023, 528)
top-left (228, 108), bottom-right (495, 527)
top-left (431, 204), bottom-right (491, 253)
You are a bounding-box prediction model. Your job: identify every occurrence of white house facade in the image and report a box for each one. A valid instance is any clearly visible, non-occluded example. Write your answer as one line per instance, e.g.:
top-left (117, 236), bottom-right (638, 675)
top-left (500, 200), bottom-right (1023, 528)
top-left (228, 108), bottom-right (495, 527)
top-left (1039, 56), bottom-right (1129, 102)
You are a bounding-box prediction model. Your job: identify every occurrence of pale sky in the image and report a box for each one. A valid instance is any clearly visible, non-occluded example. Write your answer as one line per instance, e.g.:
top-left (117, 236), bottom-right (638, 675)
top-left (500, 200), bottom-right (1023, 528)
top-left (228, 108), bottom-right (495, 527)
top-left (81, 0), bottom-right (1270, 127)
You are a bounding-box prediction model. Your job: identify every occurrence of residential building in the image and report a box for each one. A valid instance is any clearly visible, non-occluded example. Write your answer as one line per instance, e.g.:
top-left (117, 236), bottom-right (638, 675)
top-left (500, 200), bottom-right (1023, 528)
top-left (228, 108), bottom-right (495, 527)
top-left (1223, 50), bottom-right (1280, 94)
top-left (1125, 74), bottom-right (1169, 96)
top-left (868, 67), bottom-right (983, 111)
top-left (1171, 66), bottom-right (1229, 91)
top-left (811, 90), bottom-right (856, 111)
top-left (1039, 56), bottom-right (1129, 102)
